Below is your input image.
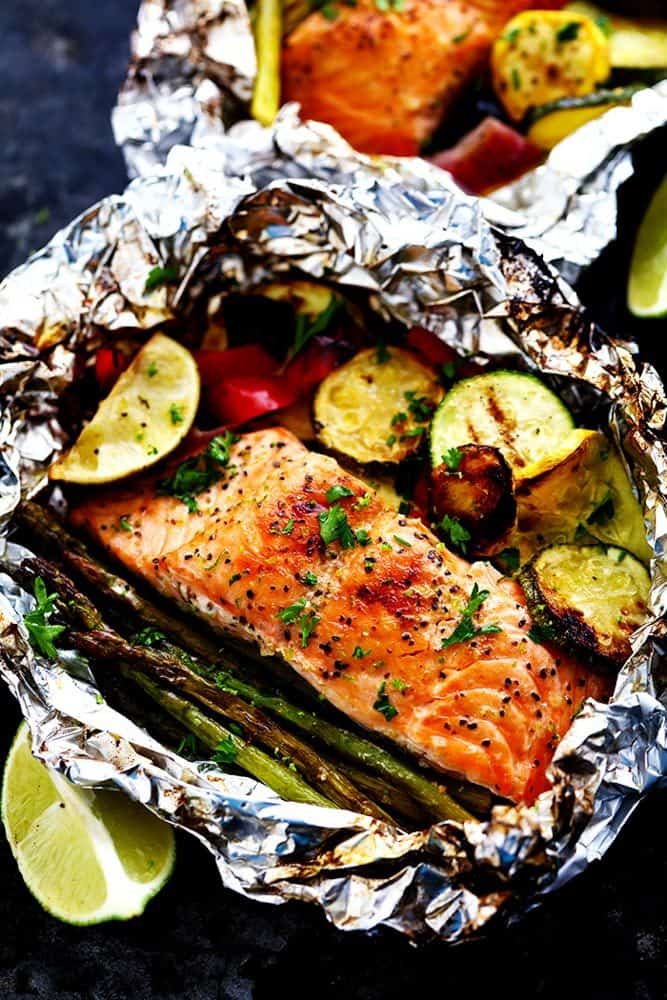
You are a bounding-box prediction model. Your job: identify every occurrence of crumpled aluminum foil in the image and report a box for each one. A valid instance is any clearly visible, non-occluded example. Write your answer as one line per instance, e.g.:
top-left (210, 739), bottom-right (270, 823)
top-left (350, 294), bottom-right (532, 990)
top-left (112, 0), bottom-right (667, 286)
top-left (1, 109), bottom-right (667, 939)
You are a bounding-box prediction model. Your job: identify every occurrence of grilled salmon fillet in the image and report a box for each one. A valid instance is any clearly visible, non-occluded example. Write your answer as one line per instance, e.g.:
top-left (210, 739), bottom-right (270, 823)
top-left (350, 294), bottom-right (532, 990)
top-left (71, 427), bottom-right (608, 804)
top-left (282, 0), bottom-right (565, 156)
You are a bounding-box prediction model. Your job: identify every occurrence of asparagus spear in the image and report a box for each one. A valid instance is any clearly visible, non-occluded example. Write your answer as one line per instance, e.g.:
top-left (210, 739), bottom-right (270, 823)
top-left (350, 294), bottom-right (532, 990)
top-left (70, 627), bottom-right (394, 823)
top-left (126, 671), bottom-right (333, 809)
top-left (17, 504), bottom-right (483, 820)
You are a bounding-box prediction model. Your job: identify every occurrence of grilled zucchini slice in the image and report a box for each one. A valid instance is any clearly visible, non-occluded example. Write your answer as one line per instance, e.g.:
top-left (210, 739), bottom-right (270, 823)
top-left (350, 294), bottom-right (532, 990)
top-left (568, 3), bottom-right (667, 69)
top-left (526, 86), bottom-right (641, 150)
top-left (430, 371), bottom-right (574, 479)
top-left (431, 444), bottom-right (516, 555)
top-left (508, 430), bottom-right (651, 566)
top-left (492, 10), bottom-right (610, 122)
top-left (519, 543), bottom-right (650, 665)
top-left (314, 347), bottom-right (443, 469)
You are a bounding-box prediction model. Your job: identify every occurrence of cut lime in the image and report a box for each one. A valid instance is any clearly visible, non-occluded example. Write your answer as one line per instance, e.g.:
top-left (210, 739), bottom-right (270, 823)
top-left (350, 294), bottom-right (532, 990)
top-left (628, 173), bottom-right (667, 319)
top-left (49, 332), bottom-right (200, 485)
top-left (1, 723), bottom-right (175, 925)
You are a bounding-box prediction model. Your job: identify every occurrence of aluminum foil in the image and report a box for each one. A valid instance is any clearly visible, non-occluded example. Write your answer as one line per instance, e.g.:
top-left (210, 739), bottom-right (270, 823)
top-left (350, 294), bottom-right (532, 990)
top-left (112, 1), bottom-right (667, 285)
top-left (2, 116), bottom-right (667, 939)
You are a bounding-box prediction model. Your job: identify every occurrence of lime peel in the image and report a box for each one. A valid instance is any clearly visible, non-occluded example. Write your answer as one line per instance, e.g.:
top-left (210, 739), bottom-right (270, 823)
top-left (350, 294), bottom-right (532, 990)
top-left (628, 173), bottom-right (667, 319)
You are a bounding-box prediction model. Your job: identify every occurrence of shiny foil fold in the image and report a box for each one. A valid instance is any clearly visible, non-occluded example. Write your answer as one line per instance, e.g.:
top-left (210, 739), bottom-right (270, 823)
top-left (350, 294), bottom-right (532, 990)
top-left (2, 116), bottom-right (667, 939)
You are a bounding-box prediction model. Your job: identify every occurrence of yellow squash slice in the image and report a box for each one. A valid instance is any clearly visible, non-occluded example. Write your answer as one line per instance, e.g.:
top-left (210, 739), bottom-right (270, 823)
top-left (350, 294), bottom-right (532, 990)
top-left (50, 333), bottom-right (200, 485)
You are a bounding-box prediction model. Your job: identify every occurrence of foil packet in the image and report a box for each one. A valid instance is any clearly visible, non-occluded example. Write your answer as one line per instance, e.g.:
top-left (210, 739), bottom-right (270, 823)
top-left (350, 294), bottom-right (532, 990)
top-left (1, 107), bottom-right (667, 939)
top-left (112, 0), bottom-right (667, 284)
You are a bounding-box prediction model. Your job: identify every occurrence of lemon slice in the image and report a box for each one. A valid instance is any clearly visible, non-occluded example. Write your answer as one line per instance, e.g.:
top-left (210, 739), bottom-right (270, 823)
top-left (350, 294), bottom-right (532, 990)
top-left (49, 333), bottom-right (200, 484)
top-left (2, 723), bottom-right (175, 925)
top-left (628, 173), bottom-right (667, 319)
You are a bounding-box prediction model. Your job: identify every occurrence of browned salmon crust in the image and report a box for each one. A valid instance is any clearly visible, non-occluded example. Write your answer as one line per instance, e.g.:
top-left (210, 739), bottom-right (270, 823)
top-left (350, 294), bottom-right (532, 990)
top-left (72, 427), bottom-right (609, 803)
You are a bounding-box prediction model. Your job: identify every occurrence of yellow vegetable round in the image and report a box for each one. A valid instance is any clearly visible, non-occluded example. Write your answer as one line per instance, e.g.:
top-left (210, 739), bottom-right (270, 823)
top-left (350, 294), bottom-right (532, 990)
top-left (492, 10), bottom-right (611, 122)
top-left (49, 333), bottom-right (200, 485)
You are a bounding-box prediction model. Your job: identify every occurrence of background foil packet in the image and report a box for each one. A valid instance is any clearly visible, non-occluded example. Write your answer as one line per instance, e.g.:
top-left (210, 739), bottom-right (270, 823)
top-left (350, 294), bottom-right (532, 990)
top-left (112, 0), bottom-right (667, 286)
top-left (1, 110), bottom-right (667, 939)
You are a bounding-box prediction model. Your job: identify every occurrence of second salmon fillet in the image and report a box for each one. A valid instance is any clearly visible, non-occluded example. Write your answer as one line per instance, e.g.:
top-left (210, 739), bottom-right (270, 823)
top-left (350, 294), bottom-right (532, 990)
top-left (72, 427), bottom-right (608, 804)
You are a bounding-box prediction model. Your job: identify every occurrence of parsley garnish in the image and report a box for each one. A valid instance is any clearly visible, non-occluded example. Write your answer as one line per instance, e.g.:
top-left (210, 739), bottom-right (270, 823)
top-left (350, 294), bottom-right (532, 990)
top-left (212, 736), bottom-right (238, 764)
top-left (169, 403), bottom-right (184, 425)
top-left (373, 681), bottom-right (398, 721)
top-left (133, 627), bottom-right (167, 647)
top-left (157, 431), bottom-right (238, 513)
top-left (147, 361), bottom-right (159, 378)
top-left (119, 516), bottom-right (133, 532)
top-left (404, 390), bottom-right (434, 423)
top-left (441, 583), bottom-right (501, 650)
top-left (391, 411), bottom-right (408, 427)
top-left (325, 484), bottom-right (354, 503)
top-left (503, 26), bottom-right (521, 43)
top-left (442, 447), bottom-right (462, 471)
top-left (587, 490), bottom-right (614, 526)
top-left (355, 492), bottom-right (372, 509)
top-left (319, 504), bottom-right (357, 548)
top-left (595, 14), bottom-right (611, 36)
top-left (528, 621), bottom-right (556, 645)
top-left (556, 21), bottom-right (581, 44)
top-left (321, 3), bottom-right (339, 19)
top-left (281, 517), bottom-right (295, 535)
top-left (452, 28), bottom-right (471, 44)
top-left (439, 514), bottom-right (471, 555)
top-left (144, 265), bottom-right (179, 293)
top-left (23, 577), bottom-right (65, 659)
top-left (386, 434), bottom-right (397, 448)
top-left (299, 611), bottom-right (320, 648)
top-left (352, 646), bottom-right (371, 659)
top-left (399, 427), bottom-right (424, 441)
top-left (393, 535), bottom-right (412, 548)
top-left (391, 677), bottom-right (408, 691)
top-left (511, 67), bottom-right (521, 90)
top-left (302, 570), bottom-right (318, 586)
top-left (376, 340), bottom-right (391, 364)
top-left (442, 360), bottom-right (458, 380)
top-left (289, 296), bottom-right (342, 360)
top-left (176, 733), bottom-right (198, 757)
top-left (496, 547), bottom-right (520, 574)
top-left (228, 573), bottom-right (241, 585)
top-left (355, 529), bottom-right (372, 546)
top-left (276, 598), bottom-right (307, 625)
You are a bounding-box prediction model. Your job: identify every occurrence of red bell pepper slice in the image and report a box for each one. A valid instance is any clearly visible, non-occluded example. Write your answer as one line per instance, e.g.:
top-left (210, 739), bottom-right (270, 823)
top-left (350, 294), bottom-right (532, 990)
top-left (194, 345), bottom-right (276, 388)
top-left (284, 339), bottom-right (340, 396)
top-left (406, 328), bottom-right (459, 369)
top-left (207, 375), bottom-right (299, 426)
top-left (95, 347), bottom-right (129, 393)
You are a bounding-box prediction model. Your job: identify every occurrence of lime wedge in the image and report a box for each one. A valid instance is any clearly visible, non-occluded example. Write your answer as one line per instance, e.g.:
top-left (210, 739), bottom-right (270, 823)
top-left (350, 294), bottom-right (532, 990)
top-left (628, 173), bottom-right (667, 319)
top-left (49, 332), bottom-right (200, 485)
top-left (2, 723), bottom-right (175, 925)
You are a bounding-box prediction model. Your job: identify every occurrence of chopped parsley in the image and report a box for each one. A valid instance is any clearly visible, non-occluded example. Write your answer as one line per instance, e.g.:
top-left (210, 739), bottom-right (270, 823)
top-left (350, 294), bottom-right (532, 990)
top-left (355, 492), bottom-right (372, 509)
top-left (355, 529), bottom-right (372, 546)
top-left (157, 431), bottom-right (238, 513)
top-left (352, 646), bottom-right (371, 659)
top-left (393, 534), bottom-right (412, 548)
top-left (587, 490), bottom-right (615, 526)
top-left (133, 627), bottom-right (167, 647)
top-left (391, 677), bottom-right (408, 692)
top-left (376, 339), bottom-right (391, 364)
top-left (276, 598), bottom-right (307, 625)
top-left (373, 681), bottom-right (398, 721)
top-left (299, 611), bottom-right (320, 648)
top-left (325, 484), bottom-right (354, 503)
top-left (169, 403), bottom-right (184, 425)
top-left (119, 516), bottom-right (133, 532)
top-left (595, 14), bottom-right (611, 36)
top-left (441, 583), bottom-right (501, 650)
top-left (144, 265), bottom-right (179, 293)
top-left (147, 361), bottom-right (159, 378)
top-left (404, 390), bottom-right (435, 423)
top-left (228, 573), bottom-right (242, 586)
top-left (442, 360), bottom-right (458, 380)
top-left (399, 427), bottom-right (424, 441)
top-left (452, 28), bottom-right (471, 44)
top-left (212, 736), bottom-right (238, 764)
top-left (321, 3), bottom-right (339, 19)
top-left (511, 67), bottom-right (521, 90)
top-left (439, 514), bottom-right (471, 555)
top-left (319, 504), bottom-right (356, 549)
top-left (391, 411), bottom-right (408, 427)
top-left (302, 570), bottom-right (318, 586)
top-left (176, 733), bottom-right (198, 757)
top-left (442, 447), bottom-right (462, 471)
top-left (281, 517), bottom-right (296, 535)
top-left (23, 577), bottom-right (65, 659)
top-left (289, 296), bottom-right (342, 360)
top-left (503, 26), bottom-right (521, 43)
top-left (496, 547), bottom-right (520, 574)
top-left (556, 21), bottom-right (581, 44)
top-left (386, 433), bottom-right (397, 448)
top-left (528, 620), bottom-right (556, 645)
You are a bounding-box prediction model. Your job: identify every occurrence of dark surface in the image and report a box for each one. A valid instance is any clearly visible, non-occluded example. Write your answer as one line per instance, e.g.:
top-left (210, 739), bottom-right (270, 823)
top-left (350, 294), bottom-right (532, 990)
top-left (1, 3), bottom-right (667, 998)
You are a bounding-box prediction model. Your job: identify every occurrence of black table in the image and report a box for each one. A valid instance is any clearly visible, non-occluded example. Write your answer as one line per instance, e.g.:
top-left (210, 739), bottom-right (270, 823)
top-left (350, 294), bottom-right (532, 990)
top-left (1, 3), bottom-right (666, 997)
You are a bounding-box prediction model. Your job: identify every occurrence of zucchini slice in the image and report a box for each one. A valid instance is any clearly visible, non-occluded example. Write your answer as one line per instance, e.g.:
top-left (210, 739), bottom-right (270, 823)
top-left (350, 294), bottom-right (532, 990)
top-left (568, 3), bottom-right (667, 69)
top-left (507, 430), bottom-right (651, 566)
top-left (519, 543), bottom-right (651, 666)
top-left (429, 371), bottom-right (574, 479)
top-left (314, 347), bottom-right (443, 469)
top-left (526, 86), bottom-right (641, 150)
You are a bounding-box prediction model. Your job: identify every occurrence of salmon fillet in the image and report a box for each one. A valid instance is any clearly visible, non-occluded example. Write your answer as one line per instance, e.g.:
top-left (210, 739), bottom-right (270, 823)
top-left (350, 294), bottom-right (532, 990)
top-left (282, 0), bottom-right (565, 156)
top-left (72, 427), bottom-right (608, 804)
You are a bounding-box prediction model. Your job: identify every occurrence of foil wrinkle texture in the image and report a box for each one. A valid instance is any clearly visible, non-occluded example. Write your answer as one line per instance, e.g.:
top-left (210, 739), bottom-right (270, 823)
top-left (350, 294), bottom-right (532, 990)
top-left (1, 127), bottom-right (667, 941)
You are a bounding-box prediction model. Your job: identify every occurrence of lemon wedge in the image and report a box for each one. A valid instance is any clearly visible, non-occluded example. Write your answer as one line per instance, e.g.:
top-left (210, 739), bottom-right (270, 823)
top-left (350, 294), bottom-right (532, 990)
top-left (50, 333), bottom-right (200, 484)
